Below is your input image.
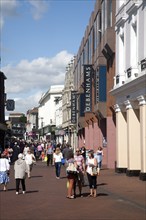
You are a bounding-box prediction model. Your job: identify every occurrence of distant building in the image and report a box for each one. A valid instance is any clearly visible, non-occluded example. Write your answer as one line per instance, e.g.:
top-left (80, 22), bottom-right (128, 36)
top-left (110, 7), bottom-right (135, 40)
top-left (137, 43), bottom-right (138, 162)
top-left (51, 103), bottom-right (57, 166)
top-left (38, 85), bottom-right (64, 141)
top-left (55, 96), bottom-right (64, 144)
top-left (26, 107), bottom-right (39, 140)
top-left (62, 60), bottom-right (75, 147)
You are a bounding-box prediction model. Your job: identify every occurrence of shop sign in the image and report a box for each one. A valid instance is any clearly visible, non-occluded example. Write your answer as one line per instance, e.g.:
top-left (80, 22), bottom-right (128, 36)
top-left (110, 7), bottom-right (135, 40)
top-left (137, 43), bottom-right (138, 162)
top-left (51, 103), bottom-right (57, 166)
top-left (84, 65), bottom-right (93, 112)
top-left (71, 91), bottom-right (77, 124)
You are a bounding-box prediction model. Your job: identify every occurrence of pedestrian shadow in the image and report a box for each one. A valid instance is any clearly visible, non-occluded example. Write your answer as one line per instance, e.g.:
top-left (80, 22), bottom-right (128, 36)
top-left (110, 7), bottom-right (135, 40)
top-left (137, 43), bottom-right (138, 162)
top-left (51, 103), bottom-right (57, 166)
top-left (97, 183), bottom-right (107, 186)
top-left (5, 188), bottom-right (16, 192)
top-left (77, 192), bottom-right (108, 198)
top-left (31, 175), bottom-right (43, 178)
top-left (26, 190), bottom-right (39, 194)
top-left (77, 193), bottom-right (89, 197)
top-left (97, 193), bottom-right (108, 197)
top-left (82, 184), bottom-right (89, 187)
top-left (60, 176), bottom-right (67, 179)
top-left (0, 188), bottom-right (15, 192)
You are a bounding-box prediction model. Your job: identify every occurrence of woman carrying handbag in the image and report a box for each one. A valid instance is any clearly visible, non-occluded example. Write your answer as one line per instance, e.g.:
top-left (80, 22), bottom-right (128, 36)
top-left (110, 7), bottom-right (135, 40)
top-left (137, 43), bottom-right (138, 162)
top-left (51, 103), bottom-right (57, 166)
top-left (86, 150), bottom-right (98, 198)
top-left (66, 151), bottom-right (77, 199)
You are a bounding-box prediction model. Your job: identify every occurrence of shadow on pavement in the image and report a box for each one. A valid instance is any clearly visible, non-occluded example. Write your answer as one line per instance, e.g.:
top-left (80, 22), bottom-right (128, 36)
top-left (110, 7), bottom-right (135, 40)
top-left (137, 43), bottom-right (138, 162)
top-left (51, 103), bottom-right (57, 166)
top-left (97, 193), bottom-right (109, 197)
top-left (97, 183), bottom-right (107, 186)
top-left (26, 190), bottom-right (39, 194)
top-left (31, 175), bottom-right (43, 178)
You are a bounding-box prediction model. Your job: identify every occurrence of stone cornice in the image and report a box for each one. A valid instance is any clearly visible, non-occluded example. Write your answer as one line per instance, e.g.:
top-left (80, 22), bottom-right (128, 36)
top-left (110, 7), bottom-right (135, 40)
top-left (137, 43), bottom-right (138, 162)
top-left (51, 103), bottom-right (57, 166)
top-left (137, 95), bottom-right (146, 106)
top-left (110, 73), bottom-right (146, 97)
top-left (114, 104), bottom-right (121, 113)
top-left (124, 100), bottom-right (132, 110)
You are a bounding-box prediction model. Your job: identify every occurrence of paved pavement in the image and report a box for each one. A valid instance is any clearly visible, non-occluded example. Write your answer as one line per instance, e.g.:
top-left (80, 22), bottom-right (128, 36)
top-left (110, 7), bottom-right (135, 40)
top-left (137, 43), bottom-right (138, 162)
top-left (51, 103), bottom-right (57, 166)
top-left (0, 161), bottom-right (146, 220)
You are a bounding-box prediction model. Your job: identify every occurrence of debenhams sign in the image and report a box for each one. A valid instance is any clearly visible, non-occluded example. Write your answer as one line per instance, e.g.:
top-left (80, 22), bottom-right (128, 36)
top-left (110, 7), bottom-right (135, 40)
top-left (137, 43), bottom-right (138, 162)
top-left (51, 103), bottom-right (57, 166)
top-left (84, 65), bottom-right (92, 112)
top-left (71, 91), bottom-right (77, 124)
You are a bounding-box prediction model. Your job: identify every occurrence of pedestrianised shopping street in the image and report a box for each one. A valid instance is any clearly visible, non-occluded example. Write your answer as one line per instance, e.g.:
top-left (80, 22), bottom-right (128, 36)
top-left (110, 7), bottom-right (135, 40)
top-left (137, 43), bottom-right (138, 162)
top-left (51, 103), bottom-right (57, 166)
top-left (0, 161), bottom-right (145, 220)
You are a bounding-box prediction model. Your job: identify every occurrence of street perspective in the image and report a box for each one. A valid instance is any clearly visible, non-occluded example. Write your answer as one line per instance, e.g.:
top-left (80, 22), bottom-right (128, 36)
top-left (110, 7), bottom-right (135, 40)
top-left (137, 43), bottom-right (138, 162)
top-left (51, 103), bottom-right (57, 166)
top-left (0, 0), bottom-right (146, 220)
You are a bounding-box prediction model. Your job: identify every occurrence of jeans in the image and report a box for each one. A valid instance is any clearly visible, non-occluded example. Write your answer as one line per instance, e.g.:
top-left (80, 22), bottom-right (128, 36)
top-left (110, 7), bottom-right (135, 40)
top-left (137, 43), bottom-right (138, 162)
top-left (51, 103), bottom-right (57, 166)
top-left (55, 162), bottom-right (62, 177)
top-left (87, 173), bottom-right (97, 189)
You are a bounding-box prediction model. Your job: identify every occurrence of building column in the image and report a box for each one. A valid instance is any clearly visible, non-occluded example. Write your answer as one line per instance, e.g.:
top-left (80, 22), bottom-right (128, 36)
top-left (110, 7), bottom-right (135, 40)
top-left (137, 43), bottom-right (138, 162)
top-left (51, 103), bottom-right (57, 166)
top-left (124, 100), bottom-right (141, 176)
top-left (114, 104), bottom-right (127, 173)
top-left (137, 96), bottom-right (146, 181)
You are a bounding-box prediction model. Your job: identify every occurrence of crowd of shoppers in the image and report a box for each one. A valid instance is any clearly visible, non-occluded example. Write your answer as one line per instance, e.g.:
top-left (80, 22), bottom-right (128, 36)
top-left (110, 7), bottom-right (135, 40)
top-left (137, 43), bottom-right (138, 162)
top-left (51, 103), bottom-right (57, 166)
top-left (0, 139), bottom-right (104, 199)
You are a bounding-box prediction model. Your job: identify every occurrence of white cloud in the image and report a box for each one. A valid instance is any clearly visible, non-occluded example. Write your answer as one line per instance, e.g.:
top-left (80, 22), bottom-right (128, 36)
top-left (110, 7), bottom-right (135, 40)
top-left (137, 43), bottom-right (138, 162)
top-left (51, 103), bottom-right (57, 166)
top-left (11, 91), bottom-right (43, 114)
top-left (3, 50), bottom-right (74, 115)
top-left (0, 0), bottom-right (19, 29)
top-left (28, 0), bottom-right (49, 20)
top-left (0, 0), bottom-right (49, 30)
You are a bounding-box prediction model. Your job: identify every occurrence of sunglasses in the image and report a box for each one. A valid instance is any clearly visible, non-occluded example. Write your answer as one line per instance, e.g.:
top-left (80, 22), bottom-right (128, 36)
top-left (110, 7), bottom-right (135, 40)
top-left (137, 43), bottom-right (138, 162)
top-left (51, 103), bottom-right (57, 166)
top-left (76, 150), bottom-right (80, 152)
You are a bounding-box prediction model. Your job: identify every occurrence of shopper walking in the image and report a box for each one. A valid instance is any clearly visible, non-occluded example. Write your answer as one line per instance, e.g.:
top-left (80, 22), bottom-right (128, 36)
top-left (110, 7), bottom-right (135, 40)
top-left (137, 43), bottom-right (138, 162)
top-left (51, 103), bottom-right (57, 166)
top-left (53, 147), bottom-right (63, 179)
top-left (86, 151), bottom-right (98, 198)
top-left (14, 153), bottom-right (28, 195)
top-left (25, 150), bottom-right (36, 178)
top-left (23, 144), bottom-right (30, 157)
top-left (0, 153), bottom-right (10, 191)
top-left (46, 142), bottom-right (53, 166)
top-left (66, 151), bottom-right (77, 199)
top-left (80, 145), bottom-right (86, 162)
top-left (96, 146), bottom-right (104, 175)
top-left (74, 148), bottom-right (85, 197)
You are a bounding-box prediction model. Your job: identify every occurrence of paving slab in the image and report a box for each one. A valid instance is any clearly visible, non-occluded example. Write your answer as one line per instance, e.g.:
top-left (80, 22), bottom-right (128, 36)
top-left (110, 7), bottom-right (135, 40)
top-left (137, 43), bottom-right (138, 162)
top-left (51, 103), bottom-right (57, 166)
top-left (0, 161), bottom-right (146, 220)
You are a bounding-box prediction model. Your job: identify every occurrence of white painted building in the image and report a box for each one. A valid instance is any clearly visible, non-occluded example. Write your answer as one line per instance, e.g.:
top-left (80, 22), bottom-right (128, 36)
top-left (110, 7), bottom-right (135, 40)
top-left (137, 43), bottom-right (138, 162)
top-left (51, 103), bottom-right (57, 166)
top-left (26, 107), bottom-right (38, 140)
top-left (55, 96), bottom-right (64, 144)
top-left (111, 0), bottom-right (146, 180)
top-left (62, 59), bottom-right (76, 148)
top-left (38, 85), bottom-right (64, 141)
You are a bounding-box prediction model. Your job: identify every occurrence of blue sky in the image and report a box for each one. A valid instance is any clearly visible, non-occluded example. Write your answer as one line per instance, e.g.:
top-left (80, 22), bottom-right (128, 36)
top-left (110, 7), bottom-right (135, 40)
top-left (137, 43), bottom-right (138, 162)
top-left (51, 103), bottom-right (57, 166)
top-left (1, 0), bottom-right (96, 115)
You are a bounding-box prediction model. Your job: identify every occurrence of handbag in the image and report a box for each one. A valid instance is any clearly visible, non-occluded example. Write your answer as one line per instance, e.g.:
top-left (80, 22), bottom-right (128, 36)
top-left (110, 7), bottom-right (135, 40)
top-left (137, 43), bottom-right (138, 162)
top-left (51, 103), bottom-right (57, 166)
top-left (92, 167), bottom-right (98, 176)
top-left (66, 163), bottom-right (77, 174)
top-left (61, 158), bottom-right (65, 165)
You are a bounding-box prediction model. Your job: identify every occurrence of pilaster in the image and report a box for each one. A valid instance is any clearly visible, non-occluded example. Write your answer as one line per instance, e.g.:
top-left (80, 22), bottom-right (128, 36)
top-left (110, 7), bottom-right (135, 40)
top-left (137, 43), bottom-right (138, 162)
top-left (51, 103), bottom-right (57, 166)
top-left (124, 100), bottom-right (141, 176)
top-left (137, 96), bottom-right (146, 180)
top-left (114, 104), bottom-right (127, 173)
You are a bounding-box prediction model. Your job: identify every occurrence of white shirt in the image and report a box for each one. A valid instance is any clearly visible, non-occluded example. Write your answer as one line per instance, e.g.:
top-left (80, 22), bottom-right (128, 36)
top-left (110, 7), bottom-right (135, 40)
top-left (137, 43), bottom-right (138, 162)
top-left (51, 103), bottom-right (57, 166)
top-left (25, 153), bottom-right (35, 165)
top-left (86, 158), bottom-right (95, 175)
top-left (0, 158), bottom-right (10, 172)
top-left (53, 153), bottom-right (63, 163)
top-left (23, 147), bottom-right (30, 156)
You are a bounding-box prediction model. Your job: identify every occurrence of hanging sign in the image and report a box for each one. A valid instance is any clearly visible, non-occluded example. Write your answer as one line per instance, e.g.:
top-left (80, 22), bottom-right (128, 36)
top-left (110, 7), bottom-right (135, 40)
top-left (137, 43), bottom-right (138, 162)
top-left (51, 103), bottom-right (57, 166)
top-left (84, 65), bottom-right (93, 112)
top-left (71, 91), bottom-right (77, 124)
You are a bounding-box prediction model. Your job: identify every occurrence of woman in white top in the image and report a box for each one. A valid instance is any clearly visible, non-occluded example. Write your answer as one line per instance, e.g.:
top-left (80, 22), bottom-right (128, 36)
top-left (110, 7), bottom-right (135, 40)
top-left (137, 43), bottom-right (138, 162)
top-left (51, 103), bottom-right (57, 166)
top-left (23, 145), bottom-right (30, 157)
top-left (53, 147), bottom-right (63, 179)
top-left (25, 149), bottom-right (36, 178)
top-left (0, 153), bottom-right (10, 191)
top-left (86, 150), bottom-right (97, 197)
